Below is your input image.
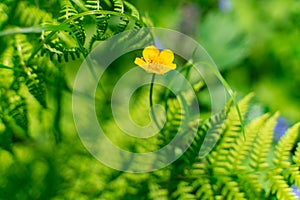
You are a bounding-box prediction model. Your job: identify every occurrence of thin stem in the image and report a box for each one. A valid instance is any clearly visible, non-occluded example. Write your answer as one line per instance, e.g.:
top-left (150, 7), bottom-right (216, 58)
top-left (198, 61), bottom-right (246, 140)
top-left (53, 69), bottom-right (63, 143)
top-left (0, 24), bottom-right (70, 37)
top-left (149, 74), bottom-right (161, 130)
top-left (163, 62), bottom-right (193, 114)
top-left (0, 64), bottom-right (24, 72)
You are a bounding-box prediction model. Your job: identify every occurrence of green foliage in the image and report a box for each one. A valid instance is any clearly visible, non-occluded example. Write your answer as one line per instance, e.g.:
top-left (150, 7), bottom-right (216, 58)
top-left (0, 1), bottom-right (300, 200)
top-left (148, 95), bottom-right (300, 200)
top-left (0, 0), bottom-right (145, 144)
top-left (197, 12), bottom-right (248, 70)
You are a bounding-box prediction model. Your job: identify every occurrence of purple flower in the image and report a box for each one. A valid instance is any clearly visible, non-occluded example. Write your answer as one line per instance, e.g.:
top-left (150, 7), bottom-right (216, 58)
top-left (154, 38), bottom-right (164, 51)
top-left (273, 117), bottom-right (290, 142)
top-left (292, 185), bottom-right (300, 199)
top-left (218, 0), bottom-right (233, 12)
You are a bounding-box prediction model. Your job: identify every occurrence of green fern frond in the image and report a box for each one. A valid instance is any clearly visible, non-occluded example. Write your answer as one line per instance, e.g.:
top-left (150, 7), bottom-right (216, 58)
top-left (117, 16), bottom-right (129, 32)
top-left (217, 177), bottom-right (246, 200)
top-left (267, 168), bottom-right (298, 200)
top-left (159, 98), bottom-right (183, 146)
top-left (58, 0), bottom-right (86, 47)
top-left (12, 34), bottom-right (32, 91)
top-left (41, 31), bottom-right (83, 63)
top-left (194, 110), bottom-right (226, 159)
top-left (190, 163), bottom-right (214, 200)
top-left (0, 46), bottom-right (15, 89)
top-left (232, 113), bottom-right (270, 170)
top-left (30, 56), bottom-right (58, 84)
top-left (272, 123), bottom-right (300, 190)
top-left (209, 93), bottom-right (253, 171)
top-left (154, 97), bottom-right (190, 198)
top-left (6, 93), bottom-right (28, 133)
top-left (182, 122), bottom-right (205, 165)
top-left (249, 113), bottom-right (279, 170)
top-left (0, 3), bottom-right (9, 30)
top-left (149, 183), bottom-right (168, 200)
top-left (85, 0), bottom-right (102, 10)
top-left (13, 34), bottom-right (47, 107)
top-left (95, 14), bottom-right (109, 37)
top-left (0, 120), bottom-right (13, 151)
top-left (86, 0), bottom-right (109, 49)
top-left (58, 0), bottom-right (79, 21)
top-left (85, 0), bottom-right (109, 35)
top-left (0, 45), bottom-right (14, 68)
top-left (14, 2), bottom-right (54, 27)
top-left (171, 181), bottom-right (196, 200)
top-left (238, 172), bottom-right (265, 199)
top-left (14, 34), bottom-right (33, 63)
top-left (274, 123), bottom-right (300, 167)
top-left (111, 0), bottom-right (124, 13)
top-left (70, 22), bottom-right (86, 46)
top-left (124, 1), bottom-right (140, 20)
top-left (293, 142), bottom-right (300, 165)
top-left (283, 166), bottom-right (300, 189)
top-left (84, 0), bottom-right (143, 50)
top-left (24, 66), bottom-right (47, 108)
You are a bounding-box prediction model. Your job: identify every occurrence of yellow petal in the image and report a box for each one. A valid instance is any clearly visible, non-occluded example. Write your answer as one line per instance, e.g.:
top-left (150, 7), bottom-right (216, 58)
top-left (141, 64), bottom-right (175, 75)
top-left (167, 63), bottom-right (176, 69)
top-left (143, 46), bottom-right (159, 62)
top-left (134, 57), bottom-right (146, 67)
top-left (158, 49), bottom-right (174, 64)
top-left (157, 64), bottom-right (174, 75)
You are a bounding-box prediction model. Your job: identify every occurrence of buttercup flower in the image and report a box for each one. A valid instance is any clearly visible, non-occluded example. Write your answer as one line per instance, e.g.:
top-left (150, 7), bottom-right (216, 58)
top-left (134, 45), bottom-right (176, 75)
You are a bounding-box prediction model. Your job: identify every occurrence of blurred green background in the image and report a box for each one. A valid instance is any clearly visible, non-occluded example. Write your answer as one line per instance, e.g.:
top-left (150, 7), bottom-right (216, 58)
top-left (0, 0), bottom-right (300, 199)
top-left (132, 0), bottom-right (300, 123)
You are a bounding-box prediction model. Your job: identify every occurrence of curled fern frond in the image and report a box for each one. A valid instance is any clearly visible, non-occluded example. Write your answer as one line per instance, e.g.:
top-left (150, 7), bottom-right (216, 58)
top-left (70, 22), bottom-right (86, 46)
top-left (41, 33), bottom-right (83, 63)
top-left (86, 0), bottom-right (144, 50)
top-left (117, 16), bottom-right (129, 32)
top-left (85, 0), bottom-right (109, 49)
top-left (111, 0), bottom-right (124, 13)
top-left (124, 1), bottom-right (140, 20)
top-left (57, 0), bottom-right (86, 47)
top-left (85, 0), bottom-right (108, 32)
top-left (85, 0), bottom-right (102, 10)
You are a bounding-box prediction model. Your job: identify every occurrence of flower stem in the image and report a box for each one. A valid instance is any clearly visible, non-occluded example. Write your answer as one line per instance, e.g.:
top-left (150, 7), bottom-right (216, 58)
top-left (150, 74), bottom-right (161, 130)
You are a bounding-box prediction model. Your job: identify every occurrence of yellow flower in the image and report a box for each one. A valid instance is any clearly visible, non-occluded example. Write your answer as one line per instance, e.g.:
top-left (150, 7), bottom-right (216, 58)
top-left (134, 45), bottom-right (176, 75)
